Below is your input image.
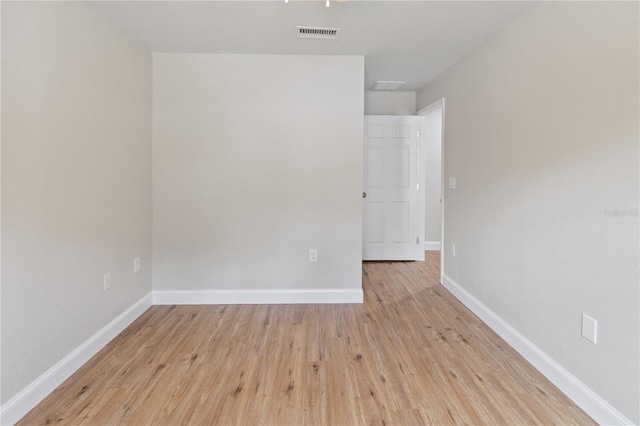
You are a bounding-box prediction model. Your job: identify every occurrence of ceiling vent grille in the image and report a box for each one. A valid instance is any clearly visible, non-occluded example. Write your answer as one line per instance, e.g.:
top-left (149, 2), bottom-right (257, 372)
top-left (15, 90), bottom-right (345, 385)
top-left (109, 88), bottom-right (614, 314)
top-left (372, 81), bottom-right (407, 91)
top-left (296, 26), bottom-right (341, 40)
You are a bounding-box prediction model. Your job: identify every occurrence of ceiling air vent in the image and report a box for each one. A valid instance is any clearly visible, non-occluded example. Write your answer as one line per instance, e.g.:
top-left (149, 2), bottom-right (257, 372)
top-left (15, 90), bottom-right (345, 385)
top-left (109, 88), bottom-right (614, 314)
top-left (296, 26), bottom-right (341, 40)
top-left (372, 81), bottom-right (407, 91)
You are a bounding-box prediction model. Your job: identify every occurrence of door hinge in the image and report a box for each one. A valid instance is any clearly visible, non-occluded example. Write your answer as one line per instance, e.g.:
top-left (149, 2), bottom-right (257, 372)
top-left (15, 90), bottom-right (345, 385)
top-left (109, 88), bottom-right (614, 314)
top-left (416, 183), bottom-right (420, 191)
top-left (416, 237), bottom-right (420, 244)
top-left (417, 130), bottom-right (420, 137)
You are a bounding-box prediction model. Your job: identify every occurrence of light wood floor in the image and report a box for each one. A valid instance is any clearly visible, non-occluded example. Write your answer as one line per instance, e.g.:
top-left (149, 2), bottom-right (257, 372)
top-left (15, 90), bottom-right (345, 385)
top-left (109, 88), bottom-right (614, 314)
top-left (19, 252), bottom-right (595, 425)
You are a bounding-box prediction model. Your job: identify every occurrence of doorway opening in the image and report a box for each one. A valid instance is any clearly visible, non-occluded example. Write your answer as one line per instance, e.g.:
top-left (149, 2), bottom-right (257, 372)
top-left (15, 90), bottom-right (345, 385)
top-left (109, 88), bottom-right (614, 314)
top-left (417, 98), bottom-right (445, 282)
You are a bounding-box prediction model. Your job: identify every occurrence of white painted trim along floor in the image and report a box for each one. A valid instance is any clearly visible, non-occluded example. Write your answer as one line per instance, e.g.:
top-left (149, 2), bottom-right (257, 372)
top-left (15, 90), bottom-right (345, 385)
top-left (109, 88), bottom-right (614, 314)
top-left (442, 273), bottom-right (633, 426)
top-left (1, 281), bottom-right (632, 425)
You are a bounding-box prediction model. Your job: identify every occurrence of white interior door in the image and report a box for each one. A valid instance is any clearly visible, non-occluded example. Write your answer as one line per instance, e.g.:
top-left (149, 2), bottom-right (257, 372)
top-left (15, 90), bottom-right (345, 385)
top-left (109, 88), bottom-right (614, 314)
top-left (363, 115), bottom-right (419, 260)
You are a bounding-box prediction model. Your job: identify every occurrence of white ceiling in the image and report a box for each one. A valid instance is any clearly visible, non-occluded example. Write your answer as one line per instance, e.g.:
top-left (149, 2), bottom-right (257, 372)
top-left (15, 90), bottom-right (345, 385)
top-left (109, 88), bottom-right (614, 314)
top-left (90, 1), bottom-right (535, 91)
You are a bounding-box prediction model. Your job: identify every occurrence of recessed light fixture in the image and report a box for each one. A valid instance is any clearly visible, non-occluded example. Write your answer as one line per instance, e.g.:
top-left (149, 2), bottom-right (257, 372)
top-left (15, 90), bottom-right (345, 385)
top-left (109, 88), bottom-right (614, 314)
top-left (372, 81), bottom-right (407, 91)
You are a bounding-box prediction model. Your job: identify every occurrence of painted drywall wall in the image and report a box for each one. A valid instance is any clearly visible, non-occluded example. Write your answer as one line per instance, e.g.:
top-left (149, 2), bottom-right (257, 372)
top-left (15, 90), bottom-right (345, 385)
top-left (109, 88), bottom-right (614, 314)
top-left (422, 107), bottom-right (442, 245)
top-left (153, 54), bottom-right (364, 293)
top-left (417, 2), bottom-right (639, 422)
top-left (1, 2), bottom-right (152, 403)
top-left (364, 91), bottom-right (416, 115)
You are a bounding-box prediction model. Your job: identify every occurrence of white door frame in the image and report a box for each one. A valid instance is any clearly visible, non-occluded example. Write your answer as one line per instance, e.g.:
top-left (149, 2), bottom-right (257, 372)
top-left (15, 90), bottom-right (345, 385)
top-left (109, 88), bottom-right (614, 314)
top-left (417, 98), bottom-right (445, 283)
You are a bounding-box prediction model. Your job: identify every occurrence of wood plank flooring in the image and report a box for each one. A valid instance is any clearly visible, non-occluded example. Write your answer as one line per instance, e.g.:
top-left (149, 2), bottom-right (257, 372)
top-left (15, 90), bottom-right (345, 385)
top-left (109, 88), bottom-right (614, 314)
top-left (18, 252), bottom-right (595, 425)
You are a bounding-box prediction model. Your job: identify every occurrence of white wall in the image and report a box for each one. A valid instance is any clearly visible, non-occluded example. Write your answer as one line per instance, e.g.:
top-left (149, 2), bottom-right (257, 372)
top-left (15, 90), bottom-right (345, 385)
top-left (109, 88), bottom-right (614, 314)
top-left (364, 91), bottom-right (416, 115)
top-left (153, 54), bottom-right (364, 295)
top-left (422, 107), bottom-right (442, 246)
top-left (417, 2), bottom-right (638, 422)
top-left (1, 2), bottom-right (152, 403)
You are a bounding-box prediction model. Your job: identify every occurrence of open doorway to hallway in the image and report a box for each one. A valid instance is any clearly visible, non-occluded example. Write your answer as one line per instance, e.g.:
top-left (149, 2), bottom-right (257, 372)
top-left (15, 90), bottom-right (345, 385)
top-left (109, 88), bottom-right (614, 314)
top-left (418, 98), bottom-right (444, 281)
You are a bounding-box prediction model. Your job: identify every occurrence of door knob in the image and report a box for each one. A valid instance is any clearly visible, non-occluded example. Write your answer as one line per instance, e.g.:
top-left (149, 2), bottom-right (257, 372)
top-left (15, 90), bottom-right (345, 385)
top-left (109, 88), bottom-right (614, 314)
top-left (363, 192), bottom-right (367, 198)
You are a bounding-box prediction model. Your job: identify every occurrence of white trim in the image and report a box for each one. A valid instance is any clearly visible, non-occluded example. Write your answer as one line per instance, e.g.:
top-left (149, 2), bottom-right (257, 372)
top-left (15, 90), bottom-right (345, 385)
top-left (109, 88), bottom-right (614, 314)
top-left (417, 97), bottom-right (445, 116)
top-left (439, 99), bottom-right (445, 284)
top-left (417, 97), bottom-right (445, 282)
top-left (416, 114), bottom-right (426, 262)
top-left (423, 241), bottom-right (441, 251)
top-left (0, 293), bottom-right (153, 426)
top-left (153, 288), bottom-right (364, 305)
top-left (0, 288), bottom-right (361, 425)
top-left (441, 274), bottom-right (634, 426)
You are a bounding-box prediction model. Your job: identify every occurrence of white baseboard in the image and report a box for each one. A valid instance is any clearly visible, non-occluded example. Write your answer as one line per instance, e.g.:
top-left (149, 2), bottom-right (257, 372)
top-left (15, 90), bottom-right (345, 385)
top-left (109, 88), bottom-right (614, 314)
top-left (0, 293), bottom-right (153, 426)
top-left (153, 288), bottom-right (363, 305)
top-left (0, 287), bottom-right (361, 425)
top-left (424, 241), bottom-right (441, 251)
top-left (441, 274), bottom-right (634, 426)
top-left (11, 278), bottom-right (630, 425)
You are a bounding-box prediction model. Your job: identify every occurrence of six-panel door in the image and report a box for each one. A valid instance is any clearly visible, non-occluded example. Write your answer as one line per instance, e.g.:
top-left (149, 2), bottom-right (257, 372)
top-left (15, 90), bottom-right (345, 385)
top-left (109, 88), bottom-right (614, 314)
top-left (363, 116), bottom-right (419, 260)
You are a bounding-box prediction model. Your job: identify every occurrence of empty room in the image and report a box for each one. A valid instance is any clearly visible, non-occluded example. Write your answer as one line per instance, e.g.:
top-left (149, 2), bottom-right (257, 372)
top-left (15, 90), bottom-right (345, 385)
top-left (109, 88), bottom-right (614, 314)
top-left (1, 1), bottom-right (638, 425)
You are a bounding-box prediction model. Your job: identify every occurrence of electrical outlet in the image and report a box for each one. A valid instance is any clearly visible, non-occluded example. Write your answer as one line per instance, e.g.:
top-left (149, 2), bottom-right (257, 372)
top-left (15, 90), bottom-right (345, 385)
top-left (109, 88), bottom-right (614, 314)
top-left (449, 177), bottom-right (456, 189)
top-left (134, 257), bottom-right (141, 274)
top-left (582, 314), bottom-right (598, 344)
top-left (103, 273), bottom-right (111, 291)
top-left (451, 243), bottom-right (456, 257)
top-left (309, 249), bottom-right (318, 263)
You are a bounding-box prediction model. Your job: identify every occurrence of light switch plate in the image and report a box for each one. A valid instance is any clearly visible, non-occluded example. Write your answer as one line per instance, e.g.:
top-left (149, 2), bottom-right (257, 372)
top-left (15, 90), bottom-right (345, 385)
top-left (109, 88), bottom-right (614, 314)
top-left (581, 314), bottom-right (597, 344)
top-left (103, 273), bottom-right (111, 291)
top-left (449, 177), bottom-right (456, 189)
